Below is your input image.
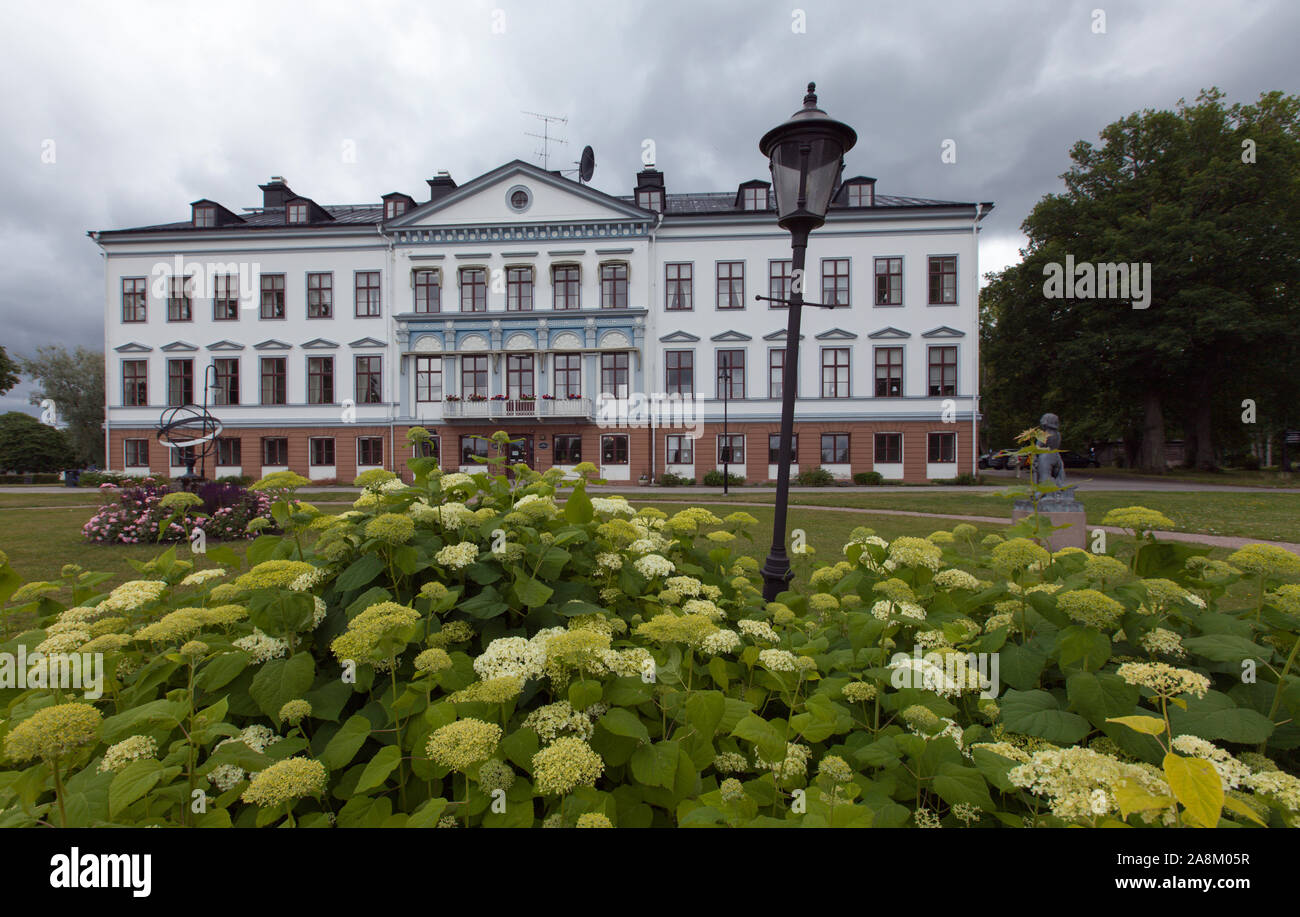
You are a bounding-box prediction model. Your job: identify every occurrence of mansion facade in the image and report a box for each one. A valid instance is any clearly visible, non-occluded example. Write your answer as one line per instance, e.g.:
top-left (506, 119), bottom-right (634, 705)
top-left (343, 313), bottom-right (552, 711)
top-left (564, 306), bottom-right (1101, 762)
top-left (93, 158), bottom-right (991, 484)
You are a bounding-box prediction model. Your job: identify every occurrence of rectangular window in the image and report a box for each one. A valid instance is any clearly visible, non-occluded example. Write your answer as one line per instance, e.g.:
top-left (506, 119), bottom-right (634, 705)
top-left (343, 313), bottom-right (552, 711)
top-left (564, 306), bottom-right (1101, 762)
top-left (414, 269), bottom-right (440, 313)
top-left (260, 357), bottom-right (287, 405)
top-left (875, 347), bottom-right (903, 397)
top-left (928, 346), bottom-right (957, 396)
top-left (636, 189), bottom-right (663, 212)
top-left (821, 347), bottom-right (850, 398)
top-left (600, 263), bottom-right (628, 309)
top-left (309, 438), bottom-right (335, 466)
top-left (287, 202), bottom-right (308, 223)
top-left (665, 350), bottom-right (693, 396)
top-left (307, 272), bottom-right (333, 318)
top-left (212, 358), bottom-right (240, 406)
top-left (358, 436), bottom-right (384, 466)
top-left (122, 360), bottom-right (148, 406)
top-left (167, 359), bottom-right (193, 406)
top-left (768, 433), bottom-right (798, 464)
top-left (213, 274), bottom-right (240, 320)
top-left (821, 433), bottom-right (850, 464)
top-left (460, 268), bottom-right (487, 312)
top-left (875, 432), bottom-right (902, 464)
top-left (121, 277), bottom-right (147, 323)
top-left (716, 261), bottom-right (745, 309)
top-left (415, 356), bottom-right (442, 402)
top-left (262, 437), bottom-right (288, 466)
top-left (460, 435), bottom-right (489, 464)
top-left (928, 432), bottom-right (957, 463)
top-left (124, 439), bottom-right (149, 467)
top-left (846, 184), bottom-right (871, 206)
top-left (600, 352), bottom-right (629, 398)
top-left (553, 434), bottom-right (582, 464)
top-left (601, 434), bottom-right (629, 464)
top-left (552, 265), bottom-right (580, 310)
top-left (461, 355), bottom-right (489, 399)
top-left (822, 258), bottom-right (850, 307)
top-left (553, 353), bottom-right (581, 398)
top-left (665, 263), bottom-right (693, 311)
top-left (717, 350), bottom-right (745, 399)
top-left (307, 356), bottom-right (335, 404)
top-left (413, 437), bottom-right (439, 461)
top-left (260, 274), bottom-right (285, 319)
top-left (717, 434), bottom-right (744, 464)
top-left (506, 267), bottom-right (533, 312)
top-left (170, 445), bottom-right (196, 468)
top-left (355, 271), bottom-right (381, 317)
top-left (665, 434), bottom-right (693, 465)
top-left (768, 348), bottom-right (786, 399)
top-left (355, 355), bottom-right (382, 404)
top-left (742, 186), bottom-right (768, 210)
top-left (928, 256), bottom-right (957, 305)
top-left (875, 257), bottom-right (903, 306)
top-left (167, 276), bottom-right (193, 321)
top-left (216, 437), bottom-right (241, 466)
top-left (194, 206), bottom-right (215, 228)
top-left (506, 354), bottom-right (534, 398)
top-left (769, 260), bottom-right (793, 308)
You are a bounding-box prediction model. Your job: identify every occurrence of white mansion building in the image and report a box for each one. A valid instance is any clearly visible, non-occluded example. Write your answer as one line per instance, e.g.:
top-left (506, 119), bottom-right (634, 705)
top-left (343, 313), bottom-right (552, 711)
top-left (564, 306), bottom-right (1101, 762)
top-left (93, 157), bottom-right (991, 484)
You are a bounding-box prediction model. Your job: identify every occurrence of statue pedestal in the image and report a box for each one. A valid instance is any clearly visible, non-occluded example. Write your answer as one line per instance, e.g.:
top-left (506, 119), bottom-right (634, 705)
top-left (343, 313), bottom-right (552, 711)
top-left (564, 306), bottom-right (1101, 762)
top-left (1012, 489), bottom-right (1087, 552)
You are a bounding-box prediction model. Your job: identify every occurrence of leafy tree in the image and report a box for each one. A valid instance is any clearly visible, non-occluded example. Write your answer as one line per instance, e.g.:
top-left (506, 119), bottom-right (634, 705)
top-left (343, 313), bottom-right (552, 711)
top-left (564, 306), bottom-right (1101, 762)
top-left (21, 345), bottom-right (105, 466)
top-left (982, 89), bottom-right (1300, 472)
top-left (0, 346), bottom-right (19, 395)
top-left (0, 411), bottom-right (75, 473)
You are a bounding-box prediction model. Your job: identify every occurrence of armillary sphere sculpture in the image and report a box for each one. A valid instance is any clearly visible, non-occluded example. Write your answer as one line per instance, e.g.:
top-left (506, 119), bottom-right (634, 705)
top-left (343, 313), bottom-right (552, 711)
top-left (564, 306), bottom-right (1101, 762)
top-left (156, 364), bottom-right (224, 490)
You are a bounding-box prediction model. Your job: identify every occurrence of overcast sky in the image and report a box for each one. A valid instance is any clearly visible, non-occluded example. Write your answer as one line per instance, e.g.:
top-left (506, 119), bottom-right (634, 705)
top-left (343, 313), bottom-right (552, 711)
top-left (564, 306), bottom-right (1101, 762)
top-left (2, 0), bottom-right (1296, 415)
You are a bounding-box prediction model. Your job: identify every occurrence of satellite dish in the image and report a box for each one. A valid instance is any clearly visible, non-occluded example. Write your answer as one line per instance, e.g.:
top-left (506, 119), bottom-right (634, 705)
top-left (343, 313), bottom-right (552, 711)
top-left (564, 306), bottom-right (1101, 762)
top-left (578, 146), bottom-right (595, 183)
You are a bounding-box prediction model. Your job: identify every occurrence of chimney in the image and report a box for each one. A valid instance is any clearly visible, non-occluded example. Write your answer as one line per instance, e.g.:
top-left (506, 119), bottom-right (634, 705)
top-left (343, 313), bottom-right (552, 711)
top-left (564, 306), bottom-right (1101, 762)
top-left (259, 177), bottom-right (294, 209)
top-left (634, 166), bottom-right (665, 194)
top-left (426, 171), bottom-right (458, 202)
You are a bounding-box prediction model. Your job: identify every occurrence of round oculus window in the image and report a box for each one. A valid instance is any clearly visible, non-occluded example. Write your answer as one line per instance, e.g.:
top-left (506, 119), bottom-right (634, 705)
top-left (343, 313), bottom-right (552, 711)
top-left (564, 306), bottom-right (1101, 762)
top-left (507, 186), bottom-right (532, 212)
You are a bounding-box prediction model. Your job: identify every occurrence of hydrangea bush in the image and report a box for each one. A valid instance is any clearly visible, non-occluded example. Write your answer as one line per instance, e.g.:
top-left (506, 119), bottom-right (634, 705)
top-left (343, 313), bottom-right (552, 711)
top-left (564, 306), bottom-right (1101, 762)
top-left (2, 429), bottom-right (1299, 827)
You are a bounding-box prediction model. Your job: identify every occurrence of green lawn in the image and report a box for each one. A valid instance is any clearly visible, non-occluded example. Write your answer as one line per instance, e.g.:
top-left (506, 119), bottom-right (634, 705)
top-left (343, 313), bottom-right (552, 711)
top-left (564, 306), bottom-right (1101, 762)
top-left (1079, 466), bottom-right (1300, 488)
top-left (612, 490), bottom-right (1300, 543)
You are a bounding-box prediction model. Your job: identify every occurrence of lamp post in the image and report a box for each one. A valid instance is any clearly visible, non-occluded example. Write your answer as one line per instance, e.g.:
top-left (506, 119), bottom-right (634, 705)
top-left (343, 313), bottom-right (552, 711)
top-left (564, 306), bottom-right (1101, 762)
top-left (757, 82), bottom-right (857, 601)
top-left (719, 361), bottom-right (732, 495)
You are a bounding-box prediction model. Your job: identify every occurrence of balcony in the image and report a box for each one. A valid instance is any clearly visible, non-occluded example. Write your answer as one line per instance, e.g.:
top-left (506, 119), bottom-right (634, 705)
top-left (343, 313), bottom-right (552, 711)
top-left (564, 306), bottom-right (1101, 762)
top-left (443, 397), bottom-right (594, 421)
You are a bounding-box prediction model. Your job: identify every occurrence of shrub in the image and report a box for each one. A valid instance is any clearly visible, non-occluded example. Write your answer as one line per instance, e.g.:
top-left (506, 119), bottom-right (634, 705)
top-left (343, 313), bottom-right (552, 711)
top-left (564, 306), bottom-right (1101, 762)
top-left (0, 411), bottom-right (74, 473)
top-left (853, 471), bottom-right (884, 485)
top-left (0, 473), bottom-right (63, 484)
top-left (702, 470), bottom-right (745, 486)
top-left (81, 482), bottom-right (275, 545)
top-left (948, 473), bottom-right (984, 486)
top-left (795, 467), bottom-right (835, 486)
top-left (656, 472), bottom-right (694, 487)
top-left (216, 474), bottom-right (254, 486)
top-left (2, 461), bottom-right (1297, 828)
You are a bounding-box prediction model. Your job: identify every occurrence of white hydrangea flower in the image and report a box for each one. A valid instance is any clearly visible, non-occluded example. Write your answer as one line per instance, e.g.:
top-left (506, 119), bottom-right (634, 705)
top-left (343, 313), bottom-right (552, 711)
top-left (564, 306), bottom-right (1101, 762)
top-left (633, 554), bottom-right (675, 579)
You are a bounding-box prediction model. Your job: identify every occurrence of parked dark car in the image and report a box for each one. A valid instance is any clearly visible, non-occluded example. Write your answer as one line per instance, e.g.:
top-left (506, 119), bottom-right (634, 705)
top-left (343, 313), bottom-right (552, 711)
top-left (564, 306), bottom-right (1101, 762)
top-left (1060, 451), bottom-right (1101, 468)
top-left (983, 448), bottom-right (1016, 469)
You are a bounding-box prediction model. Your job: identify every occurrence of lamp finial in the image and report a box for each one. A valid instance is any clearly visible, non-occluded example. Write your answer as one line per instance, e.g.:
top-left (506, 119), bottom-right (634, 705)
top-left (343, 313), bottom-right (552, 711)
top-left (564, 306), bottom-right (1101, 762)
top-left (804, 82), bottom-right (817, 107)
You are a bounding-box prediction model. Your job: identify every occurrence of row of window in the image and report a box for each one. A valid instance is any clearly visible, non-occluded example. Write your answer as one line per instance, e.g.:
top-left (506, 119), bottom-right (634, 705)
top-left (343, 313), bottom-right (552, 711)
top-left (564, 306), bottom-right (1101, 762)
top-left (126, 435), bottom-right (386, 469)
top-left (670, 345), bottom-right (959, 400)
top-left (119, 255), bottom-right (958, 324)
top-left (122, 356), bottom-right (383, 407)
top-left (663, 431), bottom-right (958, 465)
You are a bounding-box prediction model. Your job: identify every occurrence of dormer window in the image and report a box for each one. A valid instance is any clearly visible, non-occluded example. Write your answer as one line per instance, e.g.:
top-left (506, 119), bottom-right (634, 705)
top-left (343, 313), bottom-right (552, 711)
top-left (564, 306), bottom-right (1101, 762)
top-left (193, 206), bottom-right (215, 228)
top-left (385, 200), bottom-right (407, 219)
top-left (287, 202), bottom-right (309, 224)
top-left (846, 183), bottom-right (872, 206)
top-left (741, 187), bottom-right (768, 211)
top-left (637, 189), bottom-right (663, 212)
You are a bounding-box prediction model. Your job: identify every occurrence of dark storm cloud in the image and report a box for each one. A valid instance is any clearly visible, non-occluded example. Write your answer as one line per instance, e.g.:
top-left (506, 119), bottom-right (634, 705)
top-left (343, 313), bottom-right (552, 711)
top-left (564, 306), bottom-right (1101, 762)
top-left (1, 0), bottom-right (1296, 414)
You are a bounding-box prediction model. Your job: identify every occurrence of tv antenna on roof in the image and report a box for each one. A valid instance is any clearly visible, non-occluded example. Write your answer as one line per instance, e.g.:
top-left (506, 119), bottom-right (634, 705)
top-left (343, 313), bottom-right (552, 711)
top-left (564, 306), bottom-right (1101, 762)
top-left (522, 111), bottom-right (568, 170)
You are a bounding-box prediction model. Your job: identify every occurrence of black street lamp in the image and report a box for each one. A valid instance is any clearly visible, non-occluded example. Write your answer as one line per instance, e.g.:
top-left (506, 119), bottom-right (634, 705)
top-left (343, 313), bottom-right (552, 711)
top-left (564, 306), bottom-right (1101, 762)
top-left (719, 360), bottom-right (733, 495)
top-left (757, 82), bottom-right (857, 601)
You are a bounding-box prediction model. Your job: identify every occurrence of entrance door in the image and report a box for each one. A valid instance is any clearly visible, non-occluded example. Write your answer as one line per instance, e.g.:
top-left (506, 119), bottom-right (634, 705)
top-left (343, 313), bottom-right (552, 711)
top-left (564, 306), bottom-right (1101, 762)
top-left (506, 434), bottom-right (534, 470)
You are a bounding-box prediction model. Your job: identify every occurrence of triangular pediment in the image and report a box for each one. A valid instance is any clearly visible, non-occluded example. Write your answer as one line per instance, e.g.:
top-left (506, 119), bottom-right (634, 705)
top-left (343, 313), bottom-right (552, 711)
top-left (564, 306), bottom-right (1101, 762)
top-left (206, 340), bottom-right (245, 351)
top-left (762, 329), bottom-right (805, 342)
top-left (253, 339), bottom-right (293, 351)
top-left (814, 328), bottom-right (858, 341)
top-left (349, 337), bottom-right (386, 349)
top-left (160, 340), bottom-right (198, 352)
top-left (710, 330), bottom-right (753, 342)
top-left (659, 331), bottom-right (700, 343)
top-left (389, 160), bottom-right (652, 228)
top-left (922, 325), bottom-right (965, 338)
top-left (114, 342), bottom-right (152, 353)
top-left (301, 338), bottom-right (339, 350)
top-left (867, 326), bottom-right (911, 339)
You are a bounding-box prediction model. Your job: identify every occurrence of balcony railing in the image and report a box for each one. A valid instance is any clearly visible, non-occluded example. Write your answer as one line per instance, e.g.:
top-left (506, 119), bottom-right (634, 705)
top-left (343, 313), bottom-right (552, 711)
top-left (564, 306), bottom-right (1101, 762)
top-left (443, 397), bottom-right (593, 420)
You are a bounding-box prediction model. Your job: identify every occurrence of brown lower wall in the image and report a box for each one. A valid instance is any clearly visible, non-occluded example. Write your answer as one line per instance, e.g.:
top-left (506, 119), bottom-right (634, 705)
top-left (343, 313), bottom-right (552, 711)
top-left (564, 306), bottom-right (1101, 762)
top-left (108, 419), bottom-right (979, 484)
